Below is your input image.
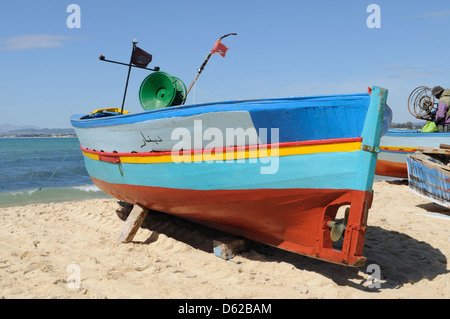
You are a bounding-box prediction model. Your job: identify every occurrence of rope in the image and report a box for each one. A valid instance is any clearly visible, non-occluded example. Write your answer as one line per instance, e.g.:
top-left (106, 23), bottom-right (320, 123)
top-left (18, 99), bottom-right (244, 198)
top-left (37, 138), bottom-right (78, 191)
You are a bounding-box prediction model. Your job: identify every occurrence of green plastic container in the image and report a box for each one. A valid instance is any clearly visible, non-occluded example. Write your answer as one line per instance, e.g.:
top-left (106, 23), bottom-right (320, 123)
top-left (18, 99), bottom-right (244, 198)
top-left (139, 72), bottom-right (186, 110)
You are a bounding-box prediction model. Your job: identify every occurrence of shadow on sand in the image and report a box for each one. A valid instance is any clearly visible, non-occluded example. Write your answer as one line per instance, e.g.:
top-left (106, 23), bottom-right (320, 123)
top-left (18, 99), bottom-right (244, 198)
top-left (132, 208), bottom-right (448, 294)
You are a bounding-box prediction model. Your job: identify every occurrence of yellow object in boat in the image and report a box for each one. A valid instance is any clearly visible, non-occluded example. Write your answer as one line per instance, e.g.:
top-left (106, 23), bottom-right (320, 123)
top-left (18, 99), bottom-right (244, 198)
top-left (89, 108), bottom-right (129, 115)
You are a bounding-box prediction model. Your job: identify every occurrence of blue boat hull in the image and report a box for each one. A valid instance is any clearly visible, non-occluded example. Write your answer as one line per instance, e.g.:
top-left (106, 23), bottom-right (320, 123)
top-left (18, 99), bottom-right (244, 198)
top-left (407, 152), bottom-right (450, 208)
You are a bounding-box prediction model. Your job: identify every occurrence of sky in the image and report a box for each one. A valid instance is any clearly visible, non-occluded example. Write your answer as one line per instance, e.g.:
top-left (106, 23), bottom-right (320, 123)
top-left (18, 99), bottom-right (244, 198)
top-left (0, 0), bottom-right (449, 128)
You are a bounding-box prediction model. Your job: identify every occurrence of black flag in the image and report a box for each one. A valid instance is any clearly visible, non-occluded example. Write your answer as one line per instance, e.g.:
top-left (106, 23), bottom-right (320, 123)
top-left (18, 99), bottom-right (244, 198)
top-left (131, 46), bottom-right (152, 68)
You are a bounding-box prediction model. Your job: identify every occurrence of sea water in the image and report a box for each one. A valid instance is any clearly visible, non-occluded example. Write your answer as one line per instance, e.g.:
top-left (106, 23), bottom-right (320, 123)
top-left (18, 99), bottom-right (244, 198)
top-left (0, 138), bottom-right (110, 208)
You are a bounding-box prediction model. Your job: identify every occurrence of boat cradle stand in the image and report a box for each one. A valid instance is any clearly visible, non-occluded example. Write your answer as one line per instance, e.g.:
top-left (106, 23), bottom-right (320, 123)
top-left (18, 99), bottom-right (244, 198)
top-left (116, 203), bottom-right (149, 243)
top-left (115, 202), bottom-right (247, 262)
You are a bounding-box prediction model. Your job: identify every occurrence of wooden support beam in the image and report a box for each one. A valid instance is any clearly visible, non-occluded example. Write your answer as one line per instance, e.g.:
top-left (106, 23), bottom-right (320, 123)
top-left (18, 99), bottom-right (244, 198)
top-left (115, 201), bottom-right (134, 221)
top-left (117, 204), bottom-right (149, 243)
top-left (418, 146), bottom-right (450, 155)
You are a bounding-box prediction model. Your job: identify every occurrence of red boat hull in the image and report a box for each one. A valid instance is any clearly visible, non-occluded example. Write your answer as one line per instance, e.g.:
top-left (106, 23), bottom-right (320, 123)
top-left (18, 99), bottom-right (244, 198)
top-left (375, 159), bottom-right (408, 178)
top-left (93, 177), bottom-right (372, 266)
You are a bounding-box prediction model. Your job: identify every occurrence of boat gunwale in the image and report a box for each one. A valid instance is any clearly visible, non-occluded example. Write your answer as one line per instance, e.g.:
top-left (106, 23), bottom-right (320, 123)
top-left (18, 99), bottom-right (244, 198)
top-left (70, 93), bottom-right (371, 128)
top-left (407, 152), bottom-right (450, 173)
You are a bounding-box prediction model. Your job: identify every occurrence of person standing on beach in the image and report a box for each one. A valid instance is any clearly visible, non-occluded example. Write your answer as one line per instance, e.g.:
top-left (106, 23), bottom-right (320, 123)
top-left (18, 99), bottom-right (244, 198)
top-left (432, 85), bottom-right (450, 132)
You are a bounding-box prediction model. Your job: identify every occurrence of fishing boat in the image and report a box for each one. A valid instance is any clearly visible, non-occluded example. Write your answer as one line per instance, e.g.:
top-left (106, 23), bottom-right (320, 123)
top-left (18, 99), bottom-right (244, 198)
top-left (71, 87), bottom-right (389, 267)
top-left (407, 146), bottom-right (450, 208)
top-left (376, 130), bottom-right (450, 178)
top-left (70, 38), bottom-right (389, 266)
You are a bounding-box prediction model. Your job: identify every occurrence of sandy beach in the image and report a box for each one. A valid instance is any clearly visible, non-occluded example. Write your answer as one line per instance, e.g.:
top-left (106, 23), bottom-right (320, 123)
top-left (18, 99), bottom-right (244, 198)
top-left (0, 180), bottom-right (448, 299)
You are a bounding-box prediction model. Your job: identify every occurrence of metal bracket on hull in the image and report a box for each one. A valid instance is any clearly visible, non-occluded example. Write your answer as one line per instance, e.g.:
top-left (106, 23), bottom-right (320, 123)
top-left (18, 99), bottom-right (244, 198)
top-left (362, 145), bottom-right (380, 154)
top-left (99, 154), bottom-right (121, 164)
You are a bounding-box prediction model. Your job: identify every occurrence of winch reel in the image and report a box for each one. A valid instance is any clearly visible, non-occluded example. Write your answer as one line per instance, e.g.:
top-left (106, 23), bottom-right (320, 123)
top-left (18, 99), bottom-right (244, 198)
top-left (407, 86), bottom-right (436, 121)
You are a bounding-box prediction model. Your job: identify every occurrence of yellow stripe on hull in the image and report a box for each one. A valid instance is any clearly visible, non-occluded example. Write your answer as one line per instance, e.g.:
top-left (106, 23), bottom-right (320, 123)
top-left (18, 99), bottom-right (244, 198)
top-left (83, 141), bottom-right (363, 164)
top-left (380, 146), bottom-right (417, 152)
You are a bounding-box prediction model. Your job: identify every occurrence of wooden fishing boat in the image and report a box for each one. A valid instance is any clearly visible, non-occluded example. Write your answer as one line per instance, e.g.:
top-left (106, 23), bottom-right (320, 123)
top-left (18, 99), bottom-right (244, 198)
top-left (407, 146), bottom-right (450, 208)
top-left (71, 82), bottom-right (388, 267)
top-left (376, 130), bottom-right (450, 178)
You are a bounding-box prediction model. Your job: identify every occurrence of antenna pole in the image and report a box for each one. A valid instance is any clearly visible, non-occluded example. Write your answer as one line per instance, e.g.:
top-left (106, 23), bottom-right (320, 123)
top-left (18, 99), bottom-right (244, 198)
top-left (120, 39), bottom-right (138, 114)
top-left (186, 33), bottom-right (237, 97)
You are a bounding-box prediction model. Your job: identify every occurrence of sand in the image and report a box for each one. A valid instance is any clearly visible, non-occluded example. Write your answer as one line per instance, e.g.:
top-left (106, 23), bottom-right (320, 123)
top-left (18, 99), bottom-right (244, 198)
top-left (0, 180), bottom-right (448, 299)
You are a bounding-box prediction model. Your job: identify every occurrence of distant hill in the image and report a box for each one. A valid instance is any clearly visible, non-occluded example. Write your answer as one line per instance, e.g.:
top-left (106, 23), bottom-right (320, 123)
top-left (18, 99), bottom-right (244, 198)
top-left (0, 123), bottom-right (40, 133)
top-left (0, 124), bottom-right (76, 137)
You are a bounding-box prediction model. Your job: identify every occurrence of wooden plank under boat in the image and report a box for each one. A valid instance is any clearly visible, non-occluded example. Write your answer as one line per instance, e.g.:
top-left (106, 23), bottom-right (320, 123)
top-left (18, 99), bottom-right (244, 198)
top-left (406, 146), bottom-right (450, 208)
top-left (71, 86), bottom-right (388, 267)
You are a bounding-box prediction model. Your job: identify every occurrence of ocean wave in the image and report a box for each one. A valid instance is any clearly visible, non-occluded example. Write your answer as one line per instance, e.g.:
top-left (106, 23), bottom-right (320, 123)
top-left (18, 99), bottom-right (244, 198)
top-left (8, 189), bottom-right (39, 196)
top-left (72, 184), bottom-right (102, 192)
top-left (0, 184), bottom-right (110, 208)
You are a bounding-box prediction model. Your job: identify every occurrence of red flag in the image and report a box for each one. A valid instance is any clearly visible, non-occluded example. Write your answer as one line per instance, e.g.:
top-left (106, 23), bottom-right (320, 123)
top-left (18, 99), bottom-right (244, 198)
top-left (211, 40), bottom-right (229, 57)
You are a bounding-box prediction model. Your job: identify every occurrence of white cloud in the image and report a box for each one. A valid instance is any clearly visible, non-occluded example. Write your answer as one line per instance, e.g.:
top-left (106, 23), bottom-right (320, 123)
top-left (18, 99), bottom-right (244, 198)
top-left (382, 65), bottom-right (450, 79)
top-left (409, 10), bottom-right (450, 19)
top-left (389, 70), bottom-right (450, 79)
top-left (0, 34), bottom-right (81, 51)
